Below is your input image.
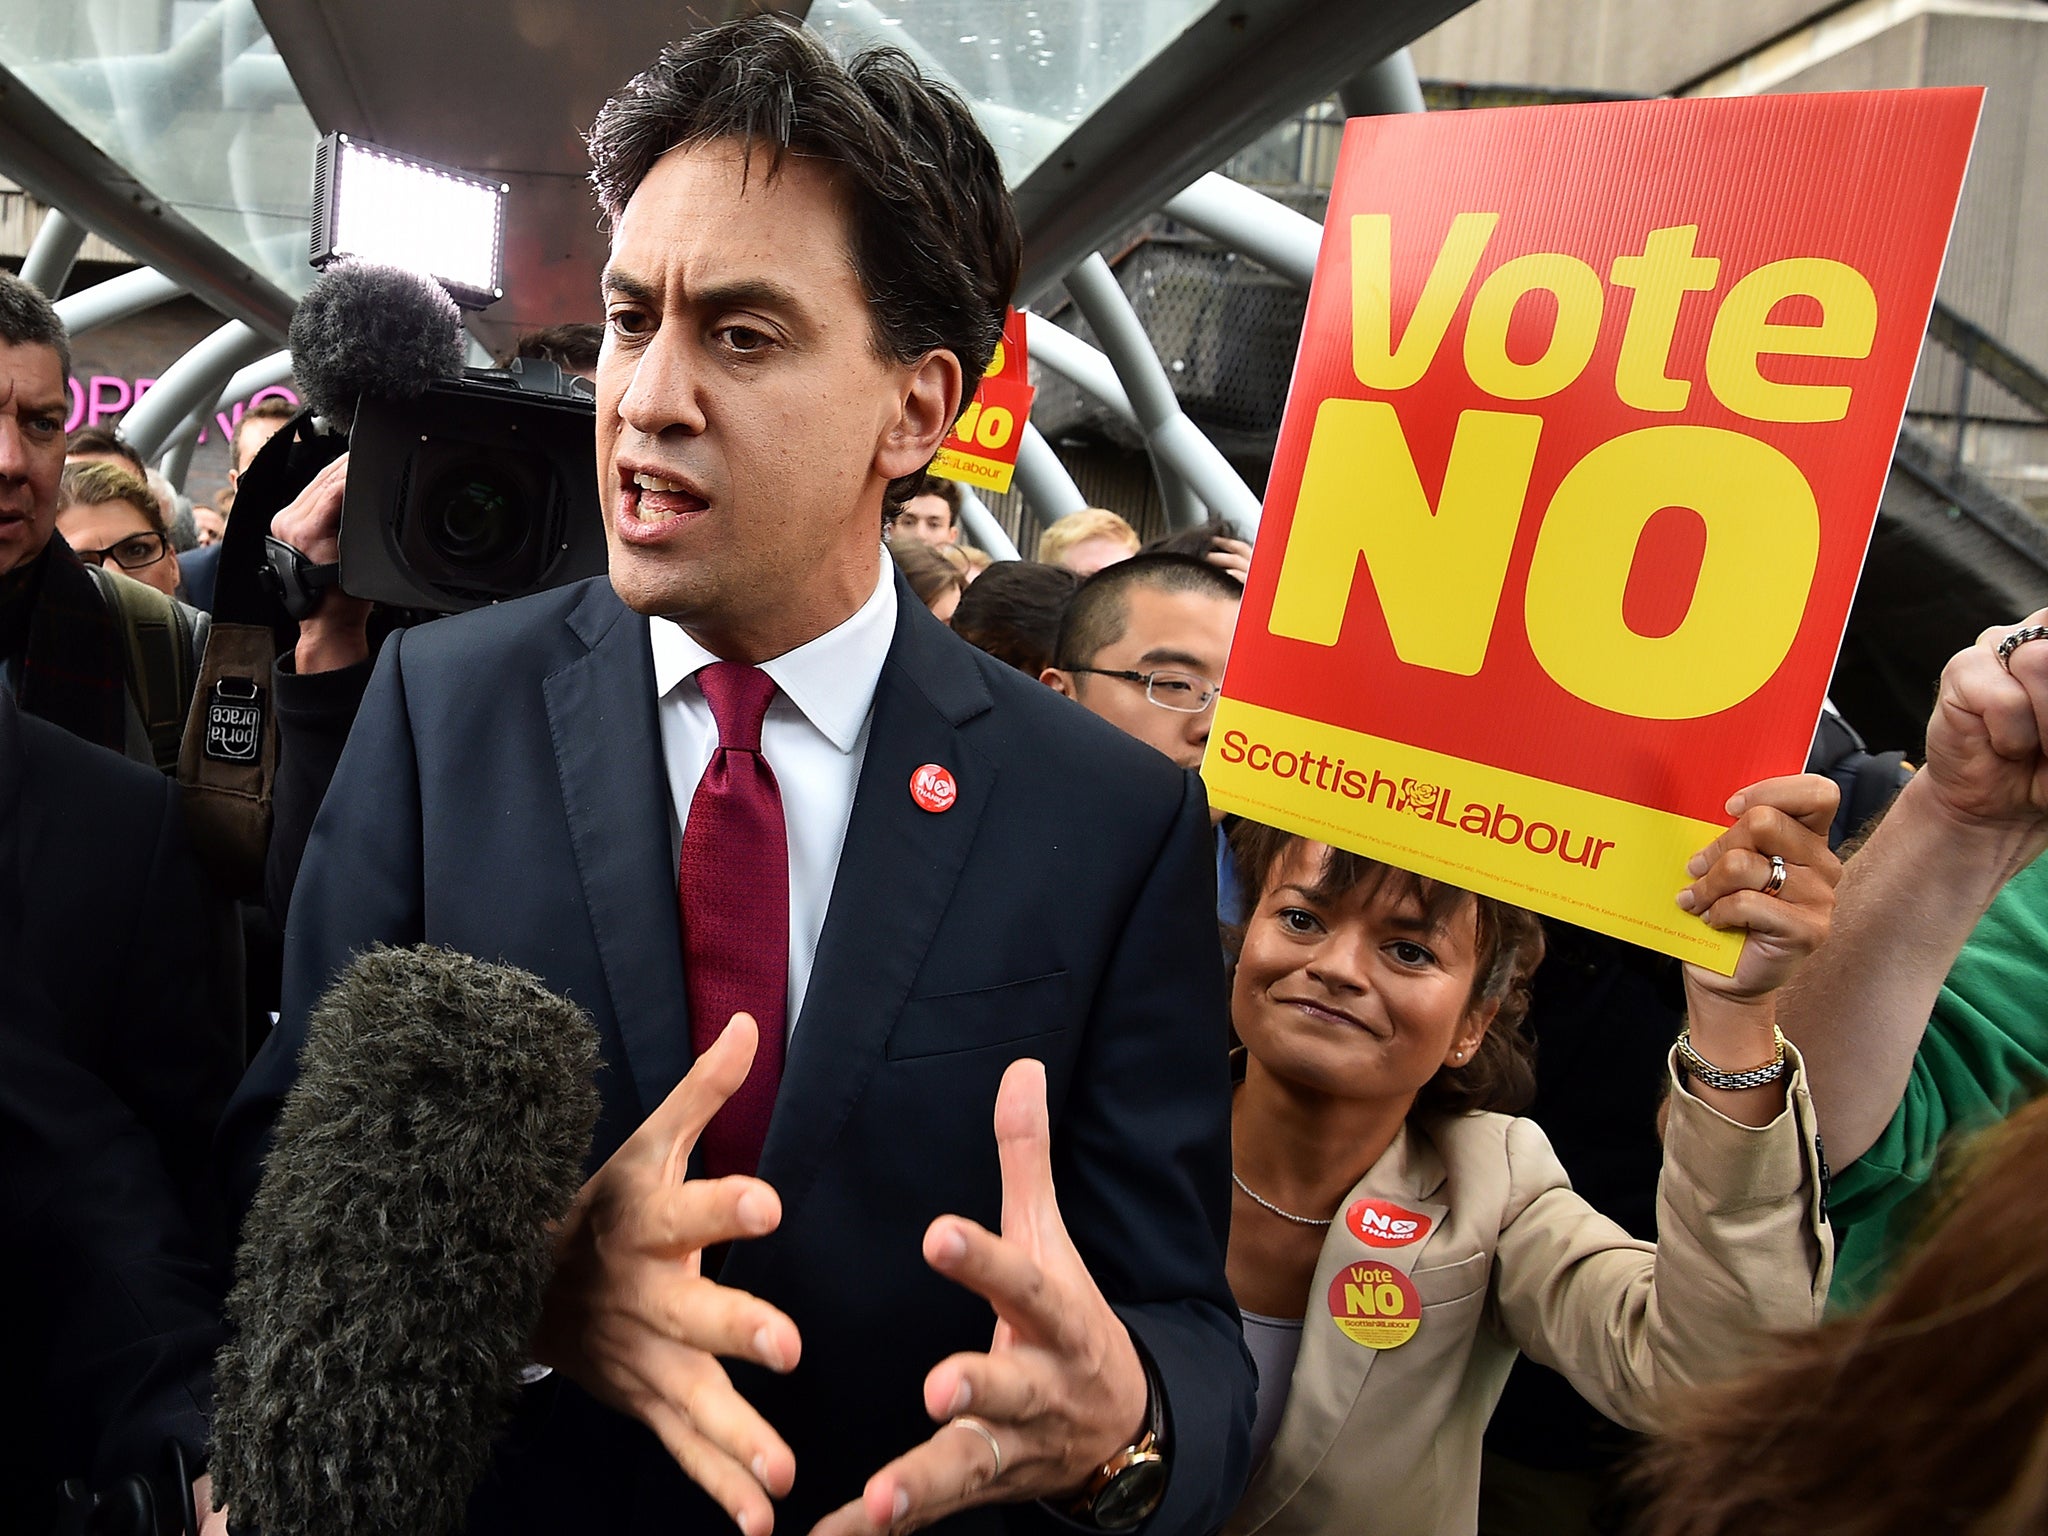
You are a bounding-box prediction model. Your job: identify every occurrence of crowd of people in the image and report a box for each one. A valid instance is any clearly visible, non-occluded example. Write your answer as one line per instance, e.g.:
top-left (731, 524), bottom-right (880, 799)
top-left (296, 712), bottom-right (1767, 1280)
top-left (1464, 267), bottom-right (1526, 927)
top-left (5, 15), bottom-right (2048, 1536)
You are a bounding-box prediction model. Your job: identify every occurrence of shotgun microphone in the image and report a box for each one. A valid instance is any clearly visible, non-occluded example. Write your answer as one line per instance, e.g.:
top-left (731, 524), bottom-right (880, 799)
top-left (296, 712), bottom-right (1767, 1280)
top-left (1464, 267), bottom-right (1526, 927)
top-left (210, 945), bottom-right (601, 1536)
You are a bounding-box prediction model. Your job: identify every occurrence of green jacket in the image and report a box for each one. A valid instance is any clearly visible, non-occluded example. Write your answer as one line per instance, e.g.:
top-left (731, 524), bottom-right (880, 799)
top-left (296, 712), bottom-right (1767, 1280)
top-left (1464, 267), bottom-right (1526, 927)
top-left (1828, 850), bottom-right (2048, 1311)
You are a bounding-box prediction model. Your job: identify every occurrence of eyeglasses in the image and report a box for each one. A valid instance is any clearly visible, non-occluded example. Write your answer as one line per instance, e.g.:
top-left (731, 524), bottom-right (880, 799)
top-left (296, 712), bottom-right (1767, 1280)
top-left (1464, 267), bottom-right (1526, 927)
top-left (1065, 667), bottom-right (1221, 714)
top-left (72, 531), bottom-right (170, 572)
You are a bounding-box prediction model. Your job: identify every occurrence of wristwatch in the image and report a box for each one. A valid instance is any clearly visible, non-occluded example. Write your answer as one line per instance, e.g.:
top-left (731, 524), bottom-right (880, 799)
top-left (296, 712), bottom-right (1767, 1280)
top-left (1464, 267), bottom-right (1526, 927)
top-left (1063, 1354), bottom-right (1168, 1531)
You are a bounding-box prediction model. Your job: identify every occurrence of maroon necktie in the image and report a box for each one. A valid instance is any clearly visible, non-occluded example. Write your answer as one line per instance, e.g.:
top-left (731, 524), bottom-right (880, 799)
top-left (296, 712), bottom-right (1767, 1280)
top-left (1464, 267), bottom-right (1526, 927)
top-left (678, 661), bottom-right (788, 1179)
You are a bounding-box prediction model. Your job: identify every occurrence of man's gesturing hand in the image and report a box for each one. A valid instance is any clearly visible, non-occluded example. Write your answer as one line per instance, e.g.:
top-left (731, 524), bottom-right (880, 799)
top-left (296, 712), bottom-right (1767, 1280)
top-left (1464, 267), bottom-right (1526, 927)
top-left (533, 1015), bottom-right (803, 1536)
top-left (812, 1059), bottom-right (1151, 1536)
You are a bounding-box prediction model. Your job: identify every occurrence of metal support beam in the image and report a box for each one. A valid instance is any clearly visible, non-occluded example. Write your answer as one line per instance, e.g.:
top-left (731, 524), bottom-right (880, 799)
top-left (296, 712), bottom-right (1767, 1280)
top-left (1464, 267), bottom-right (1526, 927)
top-left (123, 320), bottom-right (276, 460)
top-left (215, 350), bottom-right (296, 412)
top-left (153, 349), bottom-right (292, 492)
top-left (957, 489), bottom-right (1021, 562)
top-left (1024, 315), bottom-right (1138, 426)
top-left (1015, 423), bottom-right (1087, 534)
top-left (1337, 48), bottom-right (1428, 117)
top-left (0, 59), bottom-right (292, 340)
top-left (54, 267), bottom-right (187, 340)
top-left (1064, 255), bottom-right (1262, 534)
top-left (1062, 256), bottom-right (1203, 527)
top-left (20, 209), bottom-right (87, 299)
top-left (1012, 0), bottom-right (1467, 302)
top-left (1163, 175), bottom-right (1322, 289)
top-left (158, 407), bottom-right (210, 491)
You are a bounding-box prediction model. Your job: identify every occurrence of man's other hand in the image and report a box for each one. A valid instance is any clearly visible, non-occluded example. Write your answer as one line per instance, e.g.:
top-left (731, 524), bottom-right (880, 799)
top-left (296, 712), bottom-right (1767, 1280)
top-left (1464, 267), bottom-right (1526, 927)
top-left (811, 1059), bottom-right (1150, 1536)
top-left (533, 1015), bottom-right (803, 1536)
top-left (271, 451), bottom-right (373, 672)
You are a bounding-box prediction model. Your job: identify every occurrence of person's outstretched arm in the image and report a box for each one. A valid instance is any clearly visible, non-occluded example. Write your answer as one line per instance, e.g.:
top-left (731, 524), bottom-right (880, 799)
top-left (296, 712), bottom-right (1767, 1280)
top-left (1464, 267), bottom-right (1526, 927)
top-left (1776, 611), bottom-right (2048, 1165)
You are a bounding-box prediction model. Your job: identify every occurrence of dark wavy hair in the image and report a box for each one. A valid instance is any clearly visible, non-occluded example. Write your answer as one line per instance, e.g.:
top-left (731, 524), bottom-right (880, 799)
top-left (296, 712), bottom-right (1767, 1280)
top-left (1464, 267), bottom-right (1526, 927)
top-left (0, 269), bottom-right (70, 381)
top-left (1227, 820), bottom-right (1545, 1119)
top-left (587, 17), bottom-right (1021, 508)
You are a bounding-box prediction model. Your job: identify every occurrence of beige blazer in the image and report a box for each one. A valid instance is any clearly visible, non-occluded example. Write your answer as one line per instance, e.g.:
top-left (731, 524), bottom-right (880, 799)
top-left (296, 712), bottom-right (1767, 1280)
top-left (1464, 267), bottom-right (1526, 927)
top-left (1226, 1047), bottom-right (1833, 1536)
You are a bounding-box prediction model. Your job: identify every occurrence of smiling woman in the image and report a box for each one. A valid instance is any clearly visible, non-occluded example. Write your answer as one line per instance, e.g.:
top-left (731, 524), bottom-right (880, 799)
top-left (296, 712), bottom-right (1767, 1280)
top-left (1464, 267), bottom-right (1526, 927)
top-left (1218, 789), bottom-right (1844, 1536)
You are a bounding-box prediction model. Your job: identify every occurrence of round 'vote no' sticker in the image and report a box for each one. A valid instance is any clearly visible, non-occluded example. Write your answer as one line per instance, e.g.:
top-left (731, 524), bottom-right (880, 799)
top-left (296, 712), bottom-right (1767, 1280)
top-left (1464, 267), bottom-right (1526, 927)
top-left (1326, 1259), bottom-right (1421, 1350)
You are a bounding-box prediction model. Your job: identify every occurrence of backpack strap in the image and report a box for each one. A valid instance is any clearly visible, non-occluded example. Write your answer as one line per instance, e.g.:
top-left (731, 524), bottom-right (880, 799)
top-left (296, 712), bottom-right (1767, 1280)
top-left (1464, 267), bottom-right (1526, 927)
top-left (85, 563), bottom-right (205, 773)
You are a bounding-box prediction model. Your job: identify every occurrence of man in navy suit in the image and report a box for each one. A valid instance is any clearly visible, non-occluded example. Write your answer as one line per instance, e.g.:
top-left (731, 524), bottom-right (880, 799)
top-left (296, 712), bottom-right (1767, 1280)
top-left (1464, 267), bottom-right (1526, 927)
top-left (219, 18), bottom-right (1253, 1536)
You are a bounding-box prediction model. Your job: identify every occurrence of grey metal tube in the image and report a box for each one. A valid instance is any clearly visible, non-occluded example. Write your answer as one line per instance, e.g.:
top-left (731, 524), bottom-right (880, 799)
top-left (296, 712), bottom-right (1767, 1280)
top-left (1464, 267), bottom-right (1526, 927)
top-left (155, 350), bottom-right (293, 491)
top-left (53, 266), bottom-right (186, 339)
top-left (1024, 313), bottom-right (1137, 426)
top-left (1155, 455), bottom-right (1209, 530)
top-left (20, 209), bottom-right (86, 298)
top-left (1065, 257), bottom-right (1185, 440)
top-left (956, 488), bottom-right (1020, 561)
top-left (1339, 48), bottom-right (1426, 117)
top-left (215, 349), bottom-right (294, 411)
top-left (1163, 174), bottom-right (1322, 289)
top-left (1015, 423), bottom-right (1086, 531)
top-left (1064, 255), bottom-right (1262, 533)
top-left (158, 408), bottom-right (209, 491)
top-left (122, 320), bottom-right (275, 460)
top-left (1063, 256), bottom-right (1206, 529)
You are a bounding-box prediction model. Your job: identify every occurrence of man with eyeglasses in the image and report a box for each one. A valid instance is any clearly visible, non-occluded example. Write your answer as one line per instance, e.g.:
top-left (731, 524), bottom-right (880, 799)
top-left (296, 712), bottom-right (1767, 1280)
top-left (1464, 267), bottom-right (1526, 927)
top-left (1043, 554), bottom-right (1244, 921)
top-left (58, 461), bottom-right (184, 601)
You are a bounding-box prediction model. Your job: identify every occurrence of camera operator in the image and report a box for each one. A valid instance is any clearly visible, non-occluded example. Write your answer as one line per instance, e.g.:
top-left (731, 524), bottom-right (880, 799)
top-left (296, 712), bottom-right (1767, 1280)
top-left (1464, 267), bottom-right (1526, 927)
top-left (254, 323), bottom-right (604, 920)
top-left (262, 450), bottom-right (376, 918)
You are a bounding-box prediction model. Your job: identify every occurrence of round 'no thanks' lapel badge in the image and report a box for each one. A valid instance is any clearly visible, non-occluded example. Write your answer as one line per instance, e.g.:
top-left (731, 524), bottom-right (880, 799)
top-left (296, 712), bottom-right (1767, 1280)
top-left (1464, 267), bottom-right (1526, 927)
top-left (910, 762), bottom-right (957, 813)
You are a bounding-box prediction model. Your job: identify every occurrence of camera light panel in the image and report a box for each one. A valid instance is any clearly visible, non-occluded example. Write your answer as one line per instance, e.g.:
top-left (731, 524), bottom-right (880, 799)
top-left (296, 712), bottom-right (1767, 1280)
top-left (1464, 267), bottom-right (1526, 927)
top-left (313, 134), bottom-right (507, 306)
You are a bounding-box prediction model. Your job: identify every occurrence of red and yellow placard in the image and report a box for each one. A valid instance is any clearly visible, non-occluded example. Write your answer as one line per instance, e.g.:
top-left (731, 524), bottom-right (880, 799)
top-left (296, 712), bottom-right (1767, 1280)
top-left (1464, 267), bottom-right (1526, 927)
top-left (932, 308), bottom-right (1036, 494)
top-left (1204, 90), bottom-right (1980, 970)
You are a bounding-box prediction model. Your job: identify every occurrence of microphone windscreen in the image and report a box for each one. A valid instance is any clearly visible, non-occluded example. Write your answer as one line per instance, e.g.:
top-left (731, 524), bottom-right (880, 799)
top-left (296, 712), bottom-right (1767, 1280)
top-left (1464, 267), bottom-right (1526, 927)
top-left (211, 946), bottom-right (601, 1536)
top-left (287, 261), bottom-right (466, 434)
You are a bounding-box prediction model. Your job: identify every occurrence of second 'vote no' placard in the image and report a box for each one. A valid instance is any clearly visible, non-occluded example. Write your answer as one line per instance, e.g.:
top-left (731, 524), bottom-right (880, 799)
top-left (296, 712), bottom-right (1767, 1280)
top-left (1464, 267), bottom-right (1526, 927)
top-left (1203, 89), bottom-right (1979, 970)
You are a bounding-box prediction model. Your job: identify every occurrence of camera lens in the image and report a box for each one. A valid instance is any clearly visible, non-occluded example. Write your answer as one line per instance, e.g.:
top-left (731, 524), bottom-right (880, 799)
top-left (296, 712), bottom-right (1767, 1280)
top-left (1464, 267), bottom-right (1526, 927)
top-left (420, 465), bottom-right (530, 571)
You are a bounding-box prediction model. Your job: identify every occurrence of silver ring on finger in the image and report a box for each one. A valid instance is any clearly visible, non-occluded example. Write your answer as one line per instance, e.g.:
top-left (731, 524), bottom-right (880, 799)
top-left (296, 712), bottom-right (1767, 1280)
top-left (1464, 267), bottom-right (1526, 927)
top-left (1997, 625), bottom-right (2048, 672)
top-left (949, 1415), bottom-right (1003, 1480)
top-left (1760, 854), bottom-right (1788, 899)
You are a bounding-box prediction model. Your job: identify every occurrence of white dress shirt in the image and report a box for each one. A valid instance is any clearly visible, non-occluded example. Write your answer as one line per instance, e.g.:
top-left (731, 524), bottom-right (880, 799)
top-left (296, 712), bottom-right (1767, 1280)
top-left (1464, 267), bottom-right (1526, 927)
top-left (650, 551), bottom-right (897, 1036)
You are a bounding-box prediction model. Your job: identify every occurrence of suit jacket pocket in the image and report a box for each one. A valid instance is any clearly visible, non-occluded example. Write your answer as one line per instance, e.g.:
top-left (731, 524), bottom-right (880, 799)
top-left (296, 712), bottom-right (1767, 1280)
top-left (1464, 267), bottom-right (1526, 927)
top-left (887, 970), bottom-right (1070, 1061)
top-left (1412, 1252), bottom-right (1490, 1308)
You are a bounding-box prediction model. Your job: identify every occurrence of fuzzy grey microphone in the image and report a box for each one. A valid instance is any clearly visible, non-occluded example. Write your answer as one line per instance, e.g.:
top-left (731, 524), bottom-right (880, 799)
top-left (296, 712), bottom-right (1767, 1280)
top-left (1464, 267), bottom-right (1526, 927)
top-left (286, 259), bottom-right (467, 436)
top-left (211, 946), bottom-right (600, 1536)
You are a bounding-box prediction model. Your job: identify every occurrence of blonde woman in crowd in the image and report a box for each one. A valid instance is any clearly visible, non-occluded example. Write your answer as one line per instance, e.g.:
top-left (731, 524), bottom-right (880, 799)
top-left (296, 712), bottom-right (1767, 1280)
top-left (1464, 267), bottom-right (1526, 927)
top-left (1036, 506), bottom-right (1140, 574)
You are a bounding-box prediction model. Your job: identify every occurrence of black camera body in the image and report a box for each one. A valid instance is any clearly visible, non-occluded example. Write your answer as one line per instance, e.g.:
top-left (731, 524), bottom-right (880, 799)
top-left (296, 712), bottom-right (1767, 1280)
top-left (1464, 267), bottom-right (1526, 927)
top-left (338, 359), bottom-right (607, 613)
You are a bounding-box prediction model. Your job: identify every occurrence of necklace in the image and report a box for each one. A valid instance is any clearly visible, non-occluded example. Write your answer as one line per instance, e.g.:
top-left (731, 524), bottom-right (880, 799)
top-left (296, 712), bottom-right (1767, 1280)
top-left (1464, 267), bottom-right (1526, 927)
top-left (1232, 1170), bottom-right (1334, 1227)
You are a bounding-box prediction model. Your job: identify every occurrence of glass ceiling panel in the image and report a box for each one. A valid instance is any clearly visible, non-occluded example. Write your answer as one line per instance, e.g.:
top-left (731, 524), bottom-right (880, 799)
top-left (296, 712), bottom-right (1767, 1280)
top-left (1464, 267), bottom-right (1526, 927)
top-left (0, 0), bottom-right (318, 297)
top-left (807, 0), bottom-right (1217, 184)
top-left (0, 0), bottom-right (1217, 304)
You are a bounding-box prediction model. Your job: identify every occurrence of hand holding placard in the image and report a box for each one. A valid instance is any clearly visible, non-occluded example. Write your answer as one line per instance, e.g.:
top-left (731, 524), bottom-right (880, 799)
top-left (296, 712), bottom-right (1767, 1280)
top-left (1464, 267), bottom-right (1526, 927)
top-left (1677, 773), bottom-right (1842, 1001)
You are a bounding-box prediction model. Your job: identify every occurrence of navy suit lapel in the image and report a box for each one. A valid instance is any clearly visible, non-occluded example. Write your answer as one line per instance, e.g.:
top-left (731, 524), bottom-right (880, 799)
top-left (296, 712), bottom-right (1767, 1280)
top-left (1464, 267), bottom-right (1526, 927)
top-left (543, 581), bottom-right (690, 1120)
top-left (744, 586), bottom-right (995, 1228)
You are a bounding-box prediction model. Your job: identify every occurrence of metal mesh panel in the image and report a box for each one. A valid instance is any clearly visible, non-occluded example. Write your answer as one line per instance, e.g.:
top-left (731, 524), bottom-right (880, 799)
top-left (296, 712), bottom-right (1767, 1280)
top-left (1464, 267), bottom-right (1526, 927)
top-left (1032, 231), bottom-right (1308, 460)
